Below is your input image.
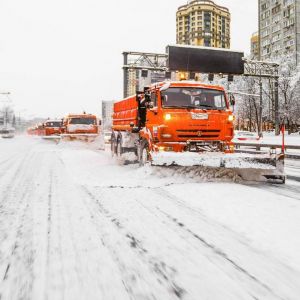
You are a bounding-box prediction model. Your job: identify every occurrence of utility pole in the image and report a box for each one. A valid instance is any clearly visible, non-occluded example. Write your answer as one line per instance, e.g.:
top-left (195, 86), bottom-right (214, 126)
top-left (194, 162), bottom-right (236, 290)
top-left (274, 79), bottom-right (280, 135)
top-left (0, 92), bottom-right (12, 128)
top-left (259, 77), bottom-right (263, 137)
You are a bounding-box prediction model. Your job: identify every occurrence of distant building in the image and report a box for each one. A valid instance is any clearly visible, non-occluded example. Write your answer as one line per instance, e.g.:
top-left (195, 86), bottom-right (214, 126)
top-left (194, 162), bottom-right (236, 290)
top-left (127, 69), bottom-right (139, 97)
top-left (101, 101), bottom-right (114, 130)
top-left (176, 0), bottom-right (231, 48)
top-left (251, 32), bottom-right (260, 60)
top-left (258, 0), bottom-right (300, 63)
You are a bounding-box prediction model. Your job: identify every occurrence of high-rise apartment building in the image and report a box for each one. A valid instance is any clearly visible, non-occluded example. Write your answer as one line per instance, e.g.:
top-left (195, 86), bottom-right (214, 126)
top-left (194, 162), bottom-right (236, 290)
top-left (258, 0), bottom-right (300, 63)
top-left (101, 100), bottom-right (114, 130)
top-left (127, 70), bottom-right (138, 97)
top-left (176, 0), bottom-right (231, 48)
top-left (251, 32), bottom-right (260, 60)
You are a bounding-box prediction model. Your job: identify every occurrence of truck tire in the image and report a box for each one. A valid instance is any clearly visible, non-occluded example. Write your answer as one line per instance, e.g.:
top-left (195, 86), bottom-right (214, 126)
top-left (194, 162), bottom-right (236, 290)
top-left (111, 133), bottom-right (116, 157)
top-left (139, 140), bottom-right (150, 166)
top-left (116, 136), bottom-right (123, 158)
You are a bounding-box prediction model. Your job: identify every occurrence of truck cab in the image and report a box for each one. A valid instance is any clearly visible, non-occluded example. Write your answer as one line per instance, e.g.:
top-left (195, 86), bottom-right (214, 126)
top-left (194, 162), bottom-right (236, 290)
top-left (61, 113), bottom-right (100, 141)
top-left (139, 81), bottom-right (235, 153)
top-left (112, 81), bottom-right (235, 163)
top-left (63, 114), bottom-right (99, 135)
top-left (44, 120), bottom-right (62, 136)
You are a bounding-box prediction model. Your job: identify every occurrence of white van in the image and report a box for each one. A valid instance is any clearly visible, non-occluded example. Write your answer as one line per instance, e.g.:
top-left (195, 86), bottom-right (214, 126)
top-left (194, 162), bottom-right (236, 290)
top-left (1, 127), bottom-right (15, 138)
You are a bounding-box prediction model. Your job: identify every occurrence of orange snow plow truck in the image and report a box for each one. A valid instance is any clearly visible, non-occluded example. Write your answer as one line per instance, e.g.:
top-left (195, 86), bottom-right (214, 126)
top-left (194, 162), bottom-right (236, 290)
top-left (111, 81), bottom-right (285, 183)
top-left (61, 113), bottom-right (99, 141)
top-left (42, 119), bottom-right (62, 140)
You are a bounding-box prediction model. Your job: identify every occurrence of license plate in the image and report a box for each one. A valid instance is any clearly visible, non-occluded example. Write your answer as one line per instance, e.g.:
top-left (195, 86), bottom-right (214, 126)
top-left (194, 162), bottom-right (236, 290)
top-left (191, 113), bottom-right (209, 120)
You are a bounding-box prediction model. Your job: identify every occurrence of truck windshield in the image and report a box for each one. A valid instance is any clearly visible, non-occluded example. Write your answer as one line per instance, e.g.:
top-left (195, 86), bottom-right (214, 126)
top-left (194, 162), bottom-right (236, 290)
top-left (161, 87), bottom-right (227, 110)
top-left (2, 130), bottom-right (13, 134)
top-left (45, 122), bottom-right (62, 127)
top-left (69, 118), bottom-right (96, 125)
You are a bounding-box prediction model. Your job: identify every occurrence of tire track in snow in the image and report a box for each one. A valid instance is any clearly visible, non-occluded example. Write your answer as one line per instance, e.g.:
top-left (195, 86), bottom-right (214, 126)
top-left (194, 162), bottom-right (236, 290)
top-left (244, 182), bottom-right (300, 201)
top-left (149, 187), bottom-right (300, 300)
top-left (44, 168), bottom-right (67, 300)
top-left (44, 167), bottom-right (67, 300)
top-left (49, 151), bottom-right (132, 300)
top-left (87, 183), bottom-right (299, 300)
top-left (80, 185), bottom-right (186, 300)
top-left (0, 151), bottom-right (40, 300)
top-left (0, 153), bottom-right (31, 208)
top-left (0, 152), bottom-right (22, 173)
top-left (49, 160), bottom-right (90, 299)
top-left (135, 194), bottom-right (278, 300)
top-left (87, 185), bottom-right (264, 300)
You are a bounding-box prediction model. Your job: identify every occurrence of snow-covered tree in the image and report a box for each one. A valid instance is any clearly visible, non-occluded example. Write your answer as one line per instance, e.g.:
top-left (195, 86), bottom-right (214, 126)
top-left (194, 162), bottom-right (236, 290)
top-left (277, 54), bottom-right (300, 132)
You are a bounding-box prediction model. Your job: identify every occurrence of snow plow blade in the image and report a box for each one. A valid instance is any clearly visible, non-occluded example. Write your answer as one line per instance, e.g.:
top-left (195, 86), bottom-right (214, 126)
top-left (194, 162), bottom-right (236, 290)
top-left (61, 134), bottom-right (98, 142)
top-left (42, 135), bottom-right (61, 140)
top-left (41, 135), bottom-right (61, 143)
top-left (151, 152), bottom-right (285, 183)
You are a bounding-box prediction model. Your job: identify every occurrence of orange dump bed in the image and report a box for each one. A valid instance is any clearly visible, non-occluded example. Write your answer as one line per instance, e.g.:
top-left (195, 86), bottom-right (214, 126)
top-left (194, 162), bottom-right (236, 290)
top-left (112, 96), bottom-right (138, 130)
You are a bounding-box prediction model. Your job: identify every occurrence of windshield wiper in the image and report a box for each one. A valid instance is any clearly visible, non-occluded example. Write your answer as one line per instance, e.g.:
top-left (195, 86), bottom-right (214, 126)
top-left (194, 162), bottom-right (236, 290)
top-left (180, 105), bottom-right (198, 109)
top-left (199, 104), bottom-right (214, 108)
top-left (163, 105), bottom-right (183, 108)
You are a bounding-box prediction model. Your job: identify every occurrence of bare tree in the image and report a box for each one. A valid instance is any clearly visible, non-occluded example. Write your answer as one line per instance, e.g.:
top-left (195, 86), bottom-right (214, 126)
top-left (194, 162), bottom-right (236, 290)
top-left (277, 54), bottom-right (300, 132)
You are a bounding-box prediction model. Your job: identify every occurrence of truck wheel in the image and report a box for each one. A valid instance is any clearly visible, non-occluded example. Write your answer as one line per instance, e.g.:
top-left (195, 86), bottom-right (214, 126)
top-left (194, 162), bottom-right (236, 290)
top-left (111, 134), bottom-right (116, 157)
top-left (116, 136), bottom-right (123, 158)
top-left (139, 140), bottom-right (150, 166)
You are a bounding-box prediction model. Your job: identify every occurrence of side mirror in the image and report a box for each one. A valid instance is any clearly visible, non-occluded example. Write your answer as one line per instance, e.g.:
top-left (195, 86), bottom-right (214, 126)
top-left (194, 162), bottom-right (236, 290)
top-left (148, 101), bottom-right (154, 109)
top-left (98, 120), bottom-right (102, 126)
top-left (145, 93), bottom-right (151, 103)
top-left (161, 95), bottom-right (168, 103)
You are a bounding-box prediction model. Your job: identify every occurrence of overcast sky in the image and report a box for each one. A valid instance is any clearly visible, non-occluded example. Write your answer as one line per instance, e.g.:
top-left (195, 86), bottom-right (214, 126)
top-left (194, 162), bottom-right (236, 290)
top-left (0, 0), bottom-right (258, 119)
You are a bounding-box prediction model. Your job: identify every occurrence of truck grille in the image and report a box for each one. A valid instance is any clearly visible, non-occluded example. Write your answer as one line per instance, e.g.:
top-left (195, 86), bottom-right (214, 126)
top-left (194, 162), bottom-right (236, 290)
top-left (176, 129), bottom-right (220, 139)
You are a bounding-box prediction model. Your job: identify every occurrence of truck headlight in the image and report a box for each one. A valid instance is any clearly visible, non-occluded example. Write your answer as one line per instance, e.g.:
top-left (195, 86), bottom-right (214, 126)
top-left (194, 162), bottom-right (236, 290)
top-left (164, 114), bottom-right (172, 121)
top-left (161, 134), bottom-right (172, 138)
top-left (228, 115), bottom-right (234, 122)
top-left (158, 146), bottom-right (173, 151)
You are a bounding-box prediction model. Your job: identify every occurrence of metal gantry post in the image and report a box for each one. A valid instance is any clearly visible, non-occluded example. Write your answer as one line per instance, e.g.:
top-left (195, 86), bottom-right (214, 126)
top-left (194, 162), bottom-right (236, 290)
top-left (259, 77), bottom-right (263, 137)
top-left (122, 51), bottom-right (168, 97)
top-left (243, 60), bottom-right (280, 135)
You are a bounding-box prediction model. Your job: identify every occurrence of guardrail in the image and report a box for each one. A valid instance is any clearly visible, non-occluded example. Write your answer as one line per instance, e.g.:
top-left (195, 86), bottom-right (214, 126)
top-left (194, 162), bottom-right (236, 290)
top-left (234, 142), bottom-right (300, 160)
top-left (235, 142), bottom-right (300, 150)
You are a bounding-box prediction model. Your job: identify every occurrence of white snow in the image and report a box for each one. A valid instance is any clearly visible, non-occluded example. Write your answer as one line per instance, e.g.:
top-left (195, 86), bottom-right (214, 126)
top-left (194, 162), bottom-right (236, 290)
top-left (0, 135), bottom-right (300, 300)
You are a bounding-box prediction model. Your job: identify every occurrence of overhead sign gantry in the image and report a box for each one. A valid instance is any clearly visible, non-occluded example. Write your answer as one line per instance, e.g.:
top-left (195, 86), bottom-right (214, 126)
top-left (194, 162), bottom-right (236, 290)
top-left (122, 45), bottom-right (280, 134)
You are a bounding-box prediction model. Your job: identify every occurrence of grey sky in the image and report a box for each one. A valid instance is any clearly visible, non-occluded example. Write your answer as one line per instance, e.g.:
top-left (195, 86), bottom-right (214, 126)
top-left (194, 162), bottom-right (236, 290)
top-left (0, 0), bottom-right (258, 119)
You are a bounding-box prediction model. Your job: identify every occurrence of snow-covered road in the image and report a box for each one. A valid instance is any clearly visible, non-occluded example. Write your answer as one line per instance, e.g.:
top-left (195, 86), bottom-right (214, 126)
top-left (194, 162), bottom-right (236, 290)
top-left (1, 136), bottom-right (300, 300)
